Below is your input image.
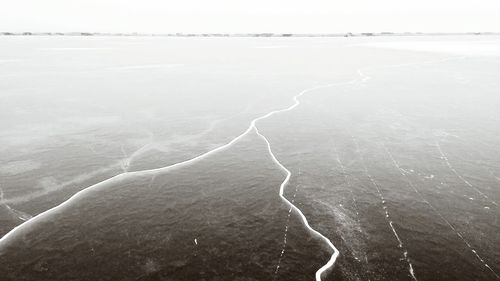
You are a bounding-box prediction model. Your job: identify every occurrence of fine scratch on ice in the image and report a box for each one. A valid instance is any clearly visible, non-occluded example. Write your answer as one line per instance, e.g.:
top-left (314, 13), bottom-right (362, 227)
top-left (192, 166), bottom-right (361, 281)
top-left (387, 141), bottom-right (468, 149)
top-left (331, 142), bottom-right (369, 265)
top-left (383, 143), bottom-right (500, 280)
top-left (332, 144), bottom-right (361, 220)
top-left (434, 140), bottom-right (498, 206)
top-left (351, 136), bottom-right (417, 281)
top-left (273, 177), bottom-right (298, 280)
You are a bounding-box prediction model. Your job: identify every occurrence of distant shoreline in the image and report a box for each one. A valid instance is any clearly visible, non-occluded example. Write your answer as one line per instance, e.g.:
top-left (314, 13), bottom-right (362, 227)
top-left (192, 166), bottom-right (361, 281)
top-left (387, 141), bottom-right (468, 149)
top-left (1, 32), bottom-right (499, 37)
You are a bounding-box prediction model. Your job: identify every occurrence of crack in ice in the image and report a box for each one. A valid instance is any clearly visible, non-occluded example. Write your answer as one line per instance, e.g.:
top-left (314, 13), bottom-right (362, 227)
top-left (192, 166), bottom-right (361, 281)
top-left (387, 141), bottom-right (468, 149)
top-left (255, 128), bottom-right (339, 281)
top-left (331, 141), bottom-right (368, 265)
top-left (351, 136), bottom-right (417, 281)
top-left (0, 79), bottom-right (360, 280)
top-left (383, 143), bottom-right (500, 280)
top-left (332, 144), bottom-right (361, 220)
top-left (0, 55), bottom-right (470, 279)
top-left (272, 179), bottom-right (298, 280)
top-left (247, 81), bottom-right (358, 280)
top-left (435, 139), bottom-right (498, 206)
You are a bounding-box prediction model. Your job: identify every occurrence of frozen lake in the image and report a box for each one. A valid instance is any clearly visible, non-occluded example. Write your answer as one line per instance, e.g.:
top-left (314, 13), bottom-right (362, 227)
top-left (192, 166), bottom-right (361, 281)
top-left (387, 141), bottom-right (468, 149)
top-left (0, 35), bottom-right (499, 281)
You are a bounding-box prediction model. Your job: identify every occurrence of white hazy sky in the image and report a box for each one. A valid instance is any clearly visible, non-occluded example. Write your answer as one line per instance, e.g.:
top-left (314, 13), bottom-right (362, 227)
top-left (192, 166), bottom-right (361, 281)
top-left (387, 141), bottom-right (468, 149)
top-left (1, 0), bottom-right (499, 33)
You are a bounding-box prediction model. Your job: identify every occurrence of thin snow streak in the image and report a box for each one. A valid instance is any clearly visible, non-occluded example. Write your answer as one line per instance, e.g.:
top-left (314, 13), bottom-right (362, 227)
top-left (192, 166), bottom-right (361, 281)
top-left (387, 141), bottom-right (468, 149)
top-left (0, 188), bottom-right (32, 222)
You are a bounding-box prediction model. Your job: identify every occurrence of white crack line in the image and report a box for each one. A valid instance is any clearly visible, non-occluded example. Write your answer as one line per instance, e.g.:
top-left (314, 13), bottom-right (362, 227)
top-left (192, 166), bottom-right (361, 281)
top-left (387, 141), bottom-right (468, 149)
top-left (0, 78), bottom-right (359, 280)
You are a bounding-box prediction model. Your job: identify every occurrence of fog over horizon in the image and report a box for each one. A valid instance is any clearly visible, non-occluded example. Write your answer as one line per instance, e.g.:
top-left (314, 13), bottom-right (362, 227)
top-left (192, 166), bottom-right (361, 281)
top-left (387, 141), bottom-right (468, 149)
top-left (1, 0), bottom-right (500, 33)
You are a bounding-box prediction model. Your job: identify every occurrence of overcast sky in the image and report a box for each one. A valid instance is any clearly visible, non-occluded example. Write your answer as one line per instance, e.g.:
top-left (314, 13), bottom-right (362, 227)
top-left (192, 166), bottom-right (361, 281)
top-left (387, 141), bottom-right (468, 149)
top-left (1, 0), bottom-right (499, 33)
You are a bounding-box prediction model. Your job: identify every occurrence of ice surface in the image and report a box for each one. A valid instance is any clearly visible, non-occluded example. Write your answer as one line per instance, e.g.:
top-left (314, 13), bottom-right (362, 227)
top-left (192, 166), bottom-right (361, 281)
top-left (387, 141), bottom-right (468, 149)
top-left (1, 35), bottom-right (499, 281)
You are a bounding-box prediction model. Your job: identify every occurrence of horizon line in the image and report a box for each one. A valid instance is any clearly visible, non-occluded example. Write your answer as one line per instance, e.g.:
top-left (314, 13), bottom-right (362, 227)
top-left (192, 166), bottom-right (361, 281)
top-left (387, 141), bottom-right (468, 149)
top-left (1, 31), bottom-right (500, 37)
